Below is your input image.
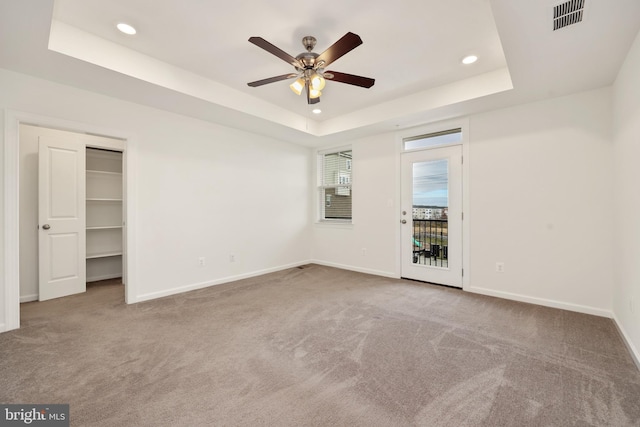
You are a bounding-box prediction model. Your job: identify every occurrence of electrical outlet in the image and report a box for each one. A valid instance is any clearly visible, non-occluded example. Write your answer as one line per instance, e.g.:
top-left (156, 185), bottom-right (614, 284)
top-left (362, 248), bottom-right (367, 256)
top-left (495, 262), bottom-right (505, 273)
top-left (198, 257), bottom-right (205, 267)
top-left (229, 254), bottom-right (235, 263)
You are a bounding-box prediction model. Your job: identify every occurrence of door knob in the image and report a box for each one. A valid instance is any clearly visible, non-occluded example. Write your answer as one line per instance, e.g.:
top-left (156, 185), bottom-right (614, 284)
top-left (401, 219), bottom-right (407, 224)
top-left (42, 224), bottom-right (50, 230)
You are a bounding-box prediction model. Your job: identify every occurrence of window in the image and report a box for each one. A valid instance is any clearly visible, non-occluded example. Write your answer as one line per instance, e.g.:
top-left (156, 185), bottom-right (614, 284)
top-left (318, 149), bottom-right (352, 221)
top-left (403, 128), bottom-right (462, 151)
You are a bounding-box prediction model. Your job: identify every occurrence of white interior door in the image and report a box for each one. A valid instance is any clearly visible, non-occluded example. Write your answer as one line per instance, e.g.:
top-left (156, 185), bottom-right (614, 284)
top-left (38, 136), bottom-right (86, 301)
top-left (401, 145), bottom-right (462, 287)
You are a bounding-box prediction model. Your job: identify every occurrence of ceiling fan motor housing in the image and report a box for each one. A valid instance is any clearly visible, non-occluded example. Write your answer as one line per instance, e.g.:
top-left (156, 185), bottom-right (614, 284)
top-left (295, 36), bottom-right (327, 71)
top-left (302, 36), bottom-right (317, 51)
top-left (295, 52), bottom-right (320, 70)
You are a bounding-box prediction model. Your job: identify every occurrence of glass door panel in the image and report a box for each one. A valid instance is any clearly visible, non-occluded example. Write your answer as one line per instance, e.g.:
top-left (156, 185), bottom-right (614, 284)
top-left (412, 159), bottom-right (449, 268)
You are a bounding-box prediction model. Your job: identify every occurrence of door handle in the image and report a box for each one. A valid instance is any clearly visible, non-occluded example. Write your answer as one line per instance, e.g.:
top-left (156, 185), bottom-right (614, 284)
top-left (401, 219), bottom-right (407, 224)
top-left (42, 224), bottom-right (50, 230)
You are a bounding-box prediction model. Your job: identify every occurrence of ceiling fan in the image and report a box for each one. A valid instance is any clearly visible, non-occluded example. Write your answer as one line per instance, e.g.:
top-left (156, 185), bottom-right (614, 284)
top-left (247, 32), bottom-right (375, 105)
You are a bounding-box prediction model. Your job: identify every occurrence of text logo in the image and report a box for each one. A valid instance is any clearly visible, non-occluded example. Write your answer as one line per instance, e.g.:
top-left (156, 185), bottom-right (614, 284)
top-left (1, 405), bottom-right (69, 427)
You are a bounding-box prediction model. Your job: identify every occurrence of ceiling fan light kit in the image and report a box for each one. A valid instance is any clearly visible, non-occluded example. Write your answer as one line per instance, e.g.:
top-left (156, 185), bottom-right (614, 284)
top-left (248, 32), bottom-right (375, 105)
top-left (311, 73), bottom-right (325, 90)
top-left (290, 78), bottom-right (305, 95)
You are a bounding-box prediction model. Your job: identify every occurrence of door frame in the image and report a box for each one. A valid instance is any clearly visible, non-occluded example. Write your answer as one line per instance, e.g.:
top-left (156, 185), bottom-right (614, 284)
top-left (3, 109), bottom-right (138, 332)
top-left (395, 118), bottom-right (470, 290)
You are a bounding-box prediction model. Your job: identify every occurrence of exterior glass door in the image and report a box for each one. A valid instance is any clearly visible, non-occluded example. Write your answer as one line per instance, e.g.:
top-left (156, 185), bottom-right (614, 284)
top-left (401, 145), bottom-right (462, 287)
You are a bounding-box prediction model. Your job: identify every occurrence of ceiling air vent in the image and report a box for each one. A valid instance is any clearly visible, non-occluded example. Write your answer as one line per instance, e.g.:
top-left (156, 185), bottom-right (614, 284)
top-left (553, 0), bottom-right (585, 31)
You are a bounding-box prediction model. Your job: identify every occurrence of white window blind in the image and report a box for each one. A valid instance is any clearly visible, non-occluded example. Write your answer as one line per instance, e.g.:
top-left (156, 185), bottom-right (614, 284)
top-left (319, 149), bottom-right (352, 221)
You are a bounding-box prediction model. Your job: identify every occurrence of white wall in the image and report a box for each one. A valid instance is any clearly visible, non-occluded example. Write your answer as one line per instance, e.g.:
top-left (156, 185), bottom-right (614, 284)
top-left (612, 30), bottom-right (640, 364)
top-left (132, 117), bottom-right (310, 299)
top-left (1, 68), bottom-right (312, 327)
top-left (312, 88), bottom-right (614, 316)
top-left (0, 102), bottom-right (4, 328)
top-left (18, 124), bottom-right (39, 301)
top-left (468, 88), bottom-right (613, 315)
top-left (311, 133), bottom-right (399, 277)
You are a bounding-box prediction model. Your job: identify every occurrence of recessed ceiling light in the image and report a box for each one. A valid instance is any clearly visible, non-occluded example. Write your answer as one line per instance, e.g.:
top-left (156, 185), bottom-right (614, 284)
top-left (462, 55), bottom-right (478, 65)
top-left (312, 108), bottom-right (322, 114)
top-left (116, 23), bottom-right (137, 35)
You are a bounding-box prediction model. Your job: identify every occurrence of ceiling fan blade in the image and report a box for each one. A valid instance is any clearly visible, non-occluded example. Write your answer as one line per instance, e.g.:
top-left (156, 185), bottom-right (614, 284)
top-left (248, 37), bottom-right (301, 68)
top-left (316, 32), bottom-right (363, 68)
top-left (247, 73), bottom-right (297, 87)
top-left (325, 71), bottom-right (375, 88)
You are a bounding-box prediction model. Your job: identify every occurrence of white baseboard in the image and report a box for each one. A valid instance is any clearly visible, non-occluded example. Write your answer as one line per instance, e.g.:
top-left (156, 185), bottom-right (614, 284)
top-left (310, 260), bottom-right (398, 279)
top-left (466, 286), bottom-right (613, 318)
top-left (135, 260), bottom-right (312, 303)
top-left (612, 313), bottom-right (640, 371)
top-left (20, 294), bottom-right (38, 303)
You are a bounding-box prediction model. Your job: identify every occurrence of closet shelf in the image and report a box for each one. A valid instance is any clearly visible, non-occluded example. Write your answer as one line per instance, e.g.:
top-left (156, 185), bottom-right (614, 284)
top-left (87, 225), bottom-right (122, 230)
top-left (86, 251), bottom-right (123, 259)
top-left (86, 198), bottom-right (122, 202)
top-left (86, 169), bottom-right (122, 176)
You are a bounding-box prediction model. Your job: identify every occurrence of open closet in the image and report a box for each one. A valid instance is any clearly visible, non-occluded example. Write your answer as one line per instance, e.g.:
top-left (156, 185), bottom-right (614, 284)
top-left (19, 124), bottom-right (126, 302)
top-left (86, 148), bottom-right (123, 282)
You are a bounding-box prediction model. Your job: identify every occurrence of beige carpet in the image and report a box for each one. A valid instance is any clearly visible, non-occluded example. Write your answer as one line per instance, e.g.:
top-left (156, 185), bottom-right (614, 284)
top-left (1, 265), bottom-right (639, 426)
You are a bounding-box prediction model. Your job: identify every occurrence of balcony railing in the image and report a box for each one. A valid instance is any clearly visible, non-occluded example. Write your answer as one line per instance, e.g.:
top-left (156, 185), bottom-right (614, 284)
top-left (412, 219), bottom-right (448, 267)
